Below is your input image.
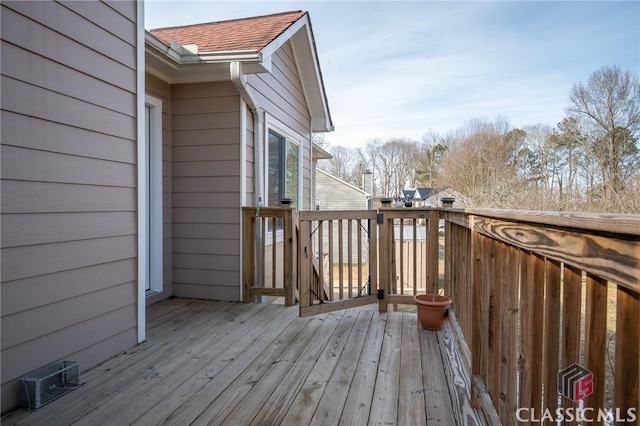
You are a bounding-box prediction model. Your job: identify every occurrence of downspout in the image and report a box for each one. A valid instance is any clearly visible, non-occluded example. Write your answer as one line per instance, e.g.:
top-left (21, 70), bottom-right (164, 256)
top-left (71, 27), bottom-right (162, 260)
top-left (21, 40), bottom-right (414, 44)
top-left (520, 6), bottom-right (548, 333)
top-left (230, 62), bottom-right (264, 207)
top-left (230, 62), bottom-right (264, 293)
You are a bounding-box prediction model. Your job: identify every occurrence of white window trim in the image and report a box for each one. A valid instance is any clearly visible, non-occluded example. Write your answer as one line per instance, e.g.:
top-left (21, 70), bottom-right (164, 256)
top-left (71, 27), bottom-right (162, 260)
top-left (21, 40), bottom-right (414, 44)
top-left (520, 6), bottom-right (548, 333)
top-left (144, 94), bottom-right (164, 297)
top-left (264, 114), bottom-right (303, 209)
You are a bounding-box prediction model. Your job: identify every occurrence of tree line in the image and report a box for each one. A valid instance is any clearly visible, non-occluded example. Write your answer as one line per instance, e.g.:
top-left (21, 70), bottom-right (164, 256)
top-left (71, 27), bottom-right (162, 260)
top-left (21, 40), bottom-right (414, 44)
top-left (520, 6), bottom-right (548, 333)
top-left (317, 65), bottom-right (640, 213)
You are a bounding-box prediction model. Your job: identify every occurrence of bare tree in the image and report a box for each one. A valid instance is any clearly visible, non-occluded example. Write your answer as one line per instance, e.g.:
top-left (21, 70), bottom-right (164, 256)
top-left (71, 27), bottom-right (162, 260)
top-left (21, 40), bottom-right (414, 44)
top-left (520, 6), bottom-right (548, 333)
top-left (567, 66), bottom-right (640, 202)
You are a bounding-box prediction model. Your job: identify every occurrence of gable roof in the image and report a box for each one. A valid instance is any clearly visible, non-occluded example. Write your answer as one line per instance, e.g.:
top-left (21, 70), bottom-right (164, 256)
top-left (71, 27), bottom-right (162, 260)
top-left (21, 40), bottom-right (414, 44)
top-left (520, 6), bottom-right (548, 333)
top-left (150, 11), bottom-right (306, 53)
top-left (146, 11), bottom-right (333, 132)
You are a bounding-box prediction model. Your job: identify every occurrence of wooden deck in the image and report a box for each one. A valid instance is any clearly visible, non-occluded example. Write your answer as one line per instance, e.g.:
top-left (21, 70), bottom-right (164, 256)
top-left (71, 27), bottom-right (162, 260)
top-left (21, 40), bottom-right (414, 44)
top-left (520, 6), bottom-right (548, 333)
top-left (3, 298), bottom-right (485, 425)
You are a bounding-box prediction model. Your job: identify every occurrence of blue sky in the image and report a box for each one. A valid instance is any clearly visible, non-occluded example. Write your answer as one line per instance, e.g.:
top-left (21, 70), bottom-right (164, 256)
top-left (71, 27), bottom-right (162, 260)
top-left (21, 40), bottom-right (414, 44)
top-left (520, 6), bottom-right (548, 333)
top-left (145, 1), bottom-right (640, 148)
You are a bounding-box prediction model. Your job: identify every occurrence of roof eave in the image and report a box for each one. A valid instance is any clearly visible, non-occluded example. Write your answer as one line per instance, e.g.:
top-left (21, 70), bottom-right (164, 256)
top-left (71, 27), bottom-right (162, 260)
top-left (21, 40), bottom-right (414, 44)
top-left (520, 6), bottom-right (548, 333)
top-left (145, 31), bottom-right (269, 83)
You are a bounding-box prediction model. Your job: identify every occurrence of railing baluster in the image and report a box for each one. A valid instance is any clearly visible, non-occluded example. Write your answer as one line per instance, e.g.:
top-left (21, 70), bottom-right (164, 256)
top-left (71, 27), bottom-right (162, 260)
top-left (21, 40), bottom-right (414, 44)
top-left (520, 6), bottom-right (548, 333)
top-left (338, 219), bottom-right (344, 300)
top-left (348, 219), bottom-right (353, 299)
top-left (543, 259), bottom-right (561, 425)
top-left (584, 273), bottom-right (608, 424)
top-left (561, 265), bottom-right (582, 414)
top-left (328, 220), bottom-right (334, 301)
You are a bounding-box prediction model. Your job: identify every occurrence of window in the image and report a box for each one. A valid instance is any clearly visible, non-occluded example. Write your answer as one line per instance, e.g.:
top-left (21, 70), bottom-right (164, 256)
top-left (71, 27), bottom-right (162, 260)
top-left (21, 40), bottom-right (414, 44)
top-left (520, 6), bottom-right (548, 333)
top-left (267, 129), bottom-right (299, 208)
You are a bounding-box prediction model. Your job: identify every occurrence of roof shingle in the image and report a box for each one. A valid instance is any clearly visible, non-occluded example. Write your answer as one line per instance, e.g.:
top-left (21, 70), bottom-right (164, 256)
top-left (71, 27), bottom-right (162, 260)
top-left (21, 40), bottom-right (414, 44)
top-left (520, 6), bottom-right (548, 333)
top-left (150, 11), bottom-right (306, 52)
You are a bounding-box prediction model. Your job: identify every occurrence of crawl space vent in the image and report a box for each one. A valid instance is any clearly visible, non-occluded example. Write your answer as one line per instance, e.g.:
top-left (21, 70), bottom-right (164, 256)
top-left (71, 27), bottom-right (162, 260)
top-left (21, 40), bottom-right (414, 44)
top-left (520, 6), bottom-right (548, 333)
top-left (20, 361), bottom-right (80, 409)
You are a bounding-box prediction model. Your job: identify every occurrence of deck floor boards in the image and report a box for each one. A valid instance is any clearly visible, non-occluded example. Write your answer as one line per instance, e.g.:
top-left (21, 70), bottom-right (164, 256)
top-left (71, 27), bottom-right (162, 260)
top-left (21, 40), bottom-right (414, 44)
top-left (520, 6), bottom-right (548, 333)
top-left (2, 298), bottom-right (485, 426)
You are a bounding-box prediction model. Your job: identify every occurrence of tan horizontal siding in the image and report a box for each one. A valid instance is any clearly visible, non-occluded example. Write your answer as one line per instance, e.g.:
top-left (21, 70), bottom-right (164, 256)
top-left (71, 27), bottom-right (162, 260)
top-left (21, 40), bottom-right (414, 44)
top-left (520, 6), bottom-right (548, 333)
top-left (171, 82), bottom-right (242, 301)
top-left (171, 223), bottom-right (240, 240)
top-left (172, 112), bottom-right (240, 132)
top-left (2, 77), bottom-right (135, 140)
top-left (247, 42), bottom-right (313, 209)
top-left (0, 6), bottom-right (135, 92)
top-left (172, 207), bottom-right (239, 224)
top-left (1, 212), bottom-right (136, 247)
top-left (0, 0), bottom-right (139, 412)
top-left (172, 128), bottom-right (240, 147)
top-left (173, 238), bottom-right (240, 256)
top-left (173, 269), bottom-right (240, 287)
top-left (171, 193), bottom-right (240, 209)
top-left (2, 41), bottom-right (136, 116)
top-left (1, 304), bottom-right (136, 384)
top-left (59, 1), bottom-right (136, 45)
top-left (1, 111), bottom-right (135, 163)
top-left (1, 235), bottom-right (136, 282)
top-left (173, 96), bottom-right (240, 115)
top-left (172, 81), bottom-right (238, 99)
top-left (173, 145), bottom-right (240, 162)
top-left (1, 145), bottom-right (135, 187)
top-left (172, 177), bottom-right (240, 193)
top-left (1, 260), bottom-right (136, 316)
top-left (2, 282), bottom-right (135, 350)
top-left (1, 181), bottom-right (136, 213)
top-left (173, 254), bottom-right (240, 271)
top-left (3, 1), bottom-right (135, 68)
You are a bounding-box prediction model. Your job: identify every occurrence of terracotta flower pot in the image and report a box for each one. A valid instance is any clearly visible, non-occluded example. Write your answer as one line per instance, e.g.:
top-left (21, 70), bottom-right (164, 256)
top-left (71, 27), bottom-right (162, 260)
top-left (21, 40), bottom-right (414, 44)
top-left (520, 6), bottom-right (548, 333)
top-left (414, 294), bottom-right (452, 330)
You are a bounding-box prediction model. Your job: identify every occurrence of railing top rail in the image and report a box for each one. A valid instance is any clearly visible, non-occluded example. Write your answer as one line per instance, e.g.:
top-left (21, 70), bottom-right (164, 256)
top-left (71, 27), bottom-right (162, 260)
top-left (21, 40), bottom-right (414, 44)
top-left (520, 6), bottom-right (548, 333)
top-left (450, 208), bottom-right (640, 237)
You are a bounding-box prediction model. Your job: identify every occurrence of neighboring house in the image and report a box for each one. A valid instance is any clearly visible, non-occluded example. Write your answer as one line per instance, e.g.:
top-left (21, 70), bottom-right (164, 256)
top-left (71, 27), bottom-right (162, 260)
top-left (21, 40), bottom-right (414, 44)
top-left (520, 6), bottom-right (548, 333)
top-left (315, 169), bottom-right (371, 264)
top-left (405, 187), bottom-right (469, 208)
top-left (0, 2), bottom-right (332, 412)
top-left (419, 187), bottom-right (469, 208)
top-left (315, 168), bottom-right (370, 211)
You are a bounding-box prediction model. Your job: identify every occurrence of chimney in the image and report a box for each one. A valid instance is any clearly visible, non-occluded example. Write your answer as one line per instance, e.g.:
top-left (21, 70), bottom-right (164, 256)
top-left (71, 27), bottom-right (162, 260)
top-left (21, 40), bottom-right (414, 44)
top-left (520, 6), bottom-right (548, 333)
top-left (362, 171), bottom-right (373, 195)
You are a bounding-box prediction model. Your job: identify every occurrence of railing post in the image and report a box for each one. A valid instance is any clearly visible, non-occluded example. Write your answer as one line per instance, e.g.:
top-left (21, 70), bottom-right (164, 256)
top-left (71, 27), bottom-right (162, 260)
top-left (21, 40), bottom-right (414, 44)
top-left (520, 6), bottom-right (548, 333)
top-left (283, 207), bottom-right (294, 306)
top-left (427, 210), bottom-right (439, 295)
top-left (378, 212), bottom-right (388, 312)
top-left (241, 208), bottom-right (255, 303)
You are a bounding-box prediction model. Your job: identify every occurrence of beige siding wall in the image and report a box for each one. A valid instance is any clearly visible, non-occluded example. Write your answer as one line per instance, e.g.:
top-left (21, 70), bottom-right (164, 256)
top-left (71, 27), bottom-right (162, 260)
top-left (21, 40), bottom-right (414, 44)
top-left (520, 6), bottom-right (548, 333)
top-left (0, 0), bottom-right (139, 412)
top-left (171, 82), bottom-right (242, 301)
top-left (146, 73), bottom-right (173, 304)
top-left (248, 41), bottom-right (313, 209)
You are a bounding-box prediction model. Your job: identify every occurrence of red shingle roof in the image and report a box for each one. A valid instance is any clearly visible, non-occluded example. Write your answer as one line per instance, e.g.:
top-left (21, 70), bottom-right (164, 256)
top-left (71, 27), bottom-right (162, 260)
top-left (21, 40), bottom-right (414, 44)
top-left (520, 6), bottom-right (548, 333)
top-left (150, 11), bottom-right (307, 52)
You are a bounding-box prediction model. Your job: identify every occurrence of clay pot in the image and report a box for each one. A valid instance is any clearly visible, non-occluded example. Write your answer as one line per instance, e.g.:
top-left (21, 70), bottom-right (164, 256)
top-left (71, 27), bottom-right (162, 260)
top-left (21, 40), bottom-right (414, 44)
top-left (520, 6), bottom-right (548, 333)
top-left (414, 294), bottom-right (452, 330)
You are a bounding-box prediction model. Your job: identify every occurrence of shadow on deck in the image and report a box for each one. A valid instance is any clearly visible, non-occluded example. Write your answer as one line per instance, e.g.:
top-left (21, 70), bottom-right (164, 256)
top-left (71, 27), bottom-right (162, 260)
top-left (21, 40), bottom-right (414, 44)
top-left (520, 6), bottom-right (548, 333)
top-left (3, 298), bottom-right (485, 425)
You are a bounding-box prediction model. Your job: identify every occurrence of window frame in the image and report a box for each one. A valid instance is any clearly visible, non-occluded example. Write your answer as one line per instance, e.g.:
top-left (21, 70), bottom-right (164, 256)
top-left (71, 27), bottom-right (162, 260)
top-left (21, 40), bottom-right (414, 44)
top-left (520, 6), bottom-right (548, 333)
top-left (264, 116), bottom-right (303, 210)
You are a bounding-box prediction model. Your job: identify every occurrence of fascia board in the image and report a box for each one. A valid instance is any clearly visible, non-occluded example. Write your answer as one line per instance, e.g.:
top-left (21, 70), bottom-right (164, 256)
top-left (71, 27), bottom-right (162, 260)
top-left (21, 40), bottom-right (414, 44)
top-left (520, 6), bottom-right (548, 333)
top-left (289, 16), bottom-right (334, 132)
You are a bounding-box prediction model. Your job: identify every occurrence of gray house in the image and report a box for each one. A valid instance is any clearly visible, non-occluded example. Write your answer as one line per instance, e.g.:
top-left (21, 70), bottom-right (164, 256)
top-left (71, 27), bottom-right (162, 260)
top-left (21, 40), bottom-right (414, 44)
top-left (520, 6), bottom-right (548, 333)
top-left (1, 2), bottom-right (332, 412)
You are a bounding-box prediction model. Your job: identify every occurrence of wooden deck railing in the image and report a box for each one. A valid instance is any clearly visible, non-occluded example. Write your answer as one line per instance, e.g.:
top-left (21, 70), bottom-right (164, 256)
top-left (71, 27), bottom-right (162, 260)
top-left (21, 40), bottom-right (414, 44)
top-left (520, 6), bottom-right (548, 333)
top-left (444, 209), bottom-right (640, 426)
top-left (242, 206), bottom-right (639, 424)
top-left (241, 207), bottom-right (296, 305)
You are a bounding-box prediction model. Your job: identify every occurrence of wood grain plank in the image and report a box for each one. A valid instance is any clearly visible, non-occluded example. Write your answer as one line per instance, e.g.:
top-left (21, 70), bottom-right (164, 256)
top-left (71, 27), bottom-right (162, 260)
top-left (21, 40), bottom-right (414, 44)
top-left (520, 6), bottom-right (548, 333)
top-left (398, 314), bottom-right (427, 425)
top-left (438, 321), bottom-right (485, 425)
top-left (615, 285), bottom-right (640, 420)
top-left (561, 265), bottom-right (583, 413)
top-left (307, 309), bottom-right (375, 425)
top-left (369, 312), bottom-right (402, 425)
top-left (543, 259), bottom-right (561, 425)
top-left (472, 216), bottom-right (639, 293)
top-left (338, 309), bottom-right (386, 425)
top-left (196, 311), bottom-right (345, 425)
top-left (421, 325), bottom-right (455, 424)
top-left (583, 274), bottom-right (608, 424)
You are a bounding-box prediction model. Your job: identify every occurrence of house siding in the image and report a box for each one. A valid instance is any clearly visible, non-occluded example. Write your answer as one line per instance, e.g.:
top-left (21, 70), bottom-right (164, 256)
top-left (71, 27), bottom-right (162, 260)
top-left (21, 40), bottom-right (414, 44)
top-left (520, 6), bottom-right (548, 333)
top-left (146, 73), bottom-right (173, 304)
top-left (0, 0), bottom-right (139, 413)
top-left (249, 42), bottom-right (313, 209)
top-left (171, 81), bottom-right (242, 301)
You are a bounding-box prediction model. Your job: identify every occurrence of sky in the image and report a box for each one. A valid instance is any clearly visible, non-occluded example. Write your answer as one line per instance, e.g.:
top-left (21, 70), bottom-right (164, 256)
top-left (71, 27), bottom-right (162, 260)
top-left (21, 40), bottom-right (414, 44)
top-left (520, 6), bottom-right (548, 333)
top-left (145, 1), bottom-right (640, 148)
